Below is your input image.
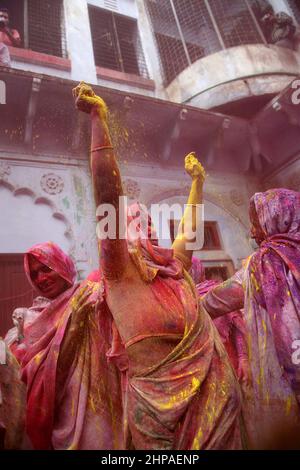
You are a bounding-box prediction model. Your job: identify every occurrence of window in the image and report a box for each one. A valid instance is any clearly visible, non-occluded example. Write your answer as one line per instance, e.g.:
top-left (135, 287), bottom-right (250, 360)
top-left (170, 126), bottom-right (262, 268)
top-left (169, 219), bottom-right (221, 250)
top-left (1, 0), bottom-right (67, 57)
top-left (209, 0), bottom-right (264, 48)
top-left (27, 0), bottom-right (67, 58)
top-left (88, 6), bottom-right (149, 78)
top-left (145, 0), bottom-right (267, 85)
top-left (204, 266), bottom-right (229, 282)
top-left (146, 0), bottom-right (221, 85)
top-left (203, 221), bottom-right (222, 250)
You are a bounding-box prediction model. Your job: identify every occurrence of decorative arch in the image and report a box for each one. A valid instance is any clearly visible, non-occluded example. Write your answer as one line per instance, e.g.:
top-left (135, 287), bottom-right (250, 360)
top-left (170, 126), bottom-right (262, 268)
top-left (146, 187), bottom-right (252, 268)
top-left (146, 188), bottom-right (248, 230)
top-left (0, 180), bottom-right (75, 253)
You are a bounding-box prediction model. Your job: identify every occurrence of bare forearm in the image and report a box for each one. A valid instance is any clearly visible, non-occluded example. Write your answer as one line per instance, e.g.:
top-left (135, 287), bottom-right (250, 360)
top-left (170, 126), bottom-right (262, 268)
top-left (90, 108), bottom-right (123, 208)
top-left (90, 107), bottom-right (128, 278)
top-left (74, 82), bottom-right (129, 278)
top-left (172, 177), bottom-right (203, 268)
top-left (202, 280), bottom-right (244, 319)
top-left (185, 178), bottom-right (203, 231)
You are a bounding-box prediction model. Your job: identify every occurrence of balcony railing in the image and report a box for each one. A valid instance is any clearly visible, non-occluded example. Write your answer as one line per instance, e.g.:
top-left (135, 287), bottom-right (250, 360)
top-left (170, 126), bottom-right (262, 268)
top-left (145, 0), bottom-right (275, 85)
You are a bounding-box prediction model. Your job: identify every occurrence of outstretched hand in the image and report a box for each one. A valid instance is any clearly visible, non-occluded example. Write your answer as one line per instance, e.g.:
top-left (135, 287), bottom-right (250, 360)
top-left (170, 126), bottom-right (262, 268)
top-left (185, 152), bottom-right (206, 182)
top-left (72, 81), bottom-right (108, 121)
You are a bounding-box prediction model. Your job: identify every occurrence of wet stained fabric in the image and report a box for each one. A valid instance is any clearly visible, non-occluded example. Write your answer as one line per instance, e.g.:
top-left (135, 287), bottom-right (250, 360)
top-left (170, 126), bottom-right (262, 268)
top-left (19, 243), bottom-right (123, 449)
top-left (107, 241), bottom-right (244, 450)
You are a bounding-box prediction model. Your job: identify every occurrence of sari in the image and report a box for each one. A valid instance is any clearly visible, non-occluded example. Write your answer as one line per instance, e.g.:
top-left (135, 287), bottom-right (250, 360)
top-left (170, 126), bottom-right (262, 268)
top-left (19, 242), bottom-right (123, 449)
top-left (105, 239), bottom-right (244, 450)
top-left (203, 189), bottom-right (300, 444)
top-left (244, 189), bottom-right (300, 422)
top-left (189, 257), bottom-right (249, 380)
top-left (0, 345), bottom-right (27, 449)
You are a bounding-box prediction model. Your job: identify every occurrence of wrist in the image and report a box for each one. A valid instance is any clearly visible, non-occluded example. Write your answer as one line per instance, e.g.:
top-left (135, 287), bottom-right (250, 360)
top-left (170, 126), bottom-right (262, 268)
top-left (91, 105), bottom-right (108, 123)
top-left (192, 176), bottom-right (204, 186)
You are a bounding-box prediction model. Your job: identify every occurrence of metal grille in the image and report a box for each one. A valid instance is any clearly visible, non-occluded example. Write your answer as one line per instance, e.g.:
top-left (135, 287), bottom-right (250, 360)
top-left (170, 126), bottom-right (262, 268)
top-left (27, 0), bottom-right (67, 58)
top-left (173, 0), bottom-right (222, 63)
top-left (287, 0), bottom-right (300, 24)
top-left (147, 0), bottom-right (191, 84)
top-left (145, 0), bottom-right (189, 84)
top-left (209, 0), bottom-right (264, 48)
top-left (89, 6), bottom-right (149, 78)
top-left (248, 0), bottom-right (273, 19)
top-left (146, 0), bottom-right (266, 85)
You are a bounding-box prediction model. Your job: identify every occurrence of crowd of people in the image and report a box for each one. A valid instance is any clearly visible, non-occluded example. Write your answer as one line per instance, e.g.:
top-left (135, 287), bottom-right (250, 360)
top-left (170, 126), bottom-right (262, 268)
top-left (0, 82), bottom-right (299, 450)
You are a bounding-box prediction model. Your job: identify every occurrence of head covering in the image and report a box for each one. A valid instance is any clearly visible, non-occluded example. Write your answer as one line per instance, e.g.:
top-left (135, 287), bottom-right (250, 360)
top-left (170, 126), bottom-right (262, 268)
top-left (249, 188), bottom-right (300, 240)
top-left (127, 202), bottom-right (158, 244)
top-left (127, 203), bottom-right (182, 280)
top-left (245, 188), bottom-right (300, 417)
top-left (24, 242), bottom-right (77, 295)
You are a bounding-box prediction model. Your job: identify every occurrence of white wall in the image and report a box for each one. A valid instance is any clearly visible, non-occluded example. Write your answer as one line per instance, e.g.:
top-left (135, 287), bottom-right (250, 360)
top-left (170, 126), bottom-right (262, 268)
top-left (0, 156), bottom-right (98, 280)
top-left (0, 187), bottom-right (70, 253)
top-left (87, 0), bottom-right (138, 18)
top-left (64, 0), bottom-right (97, 83)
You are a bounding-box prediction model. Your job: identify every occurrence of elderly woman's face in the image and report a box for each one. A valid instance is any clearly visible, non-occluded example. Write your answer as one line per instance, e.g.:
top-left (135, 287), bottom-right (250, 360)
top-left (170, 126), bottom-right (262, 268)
top-left (28, 254), bottom-right (69, 299)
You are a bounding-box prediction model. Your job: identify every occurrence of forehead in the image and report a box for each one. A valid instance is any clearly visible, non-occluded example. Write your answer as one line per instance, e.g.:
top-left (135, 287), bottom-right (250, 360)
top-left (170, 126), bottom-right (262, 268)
top-left (28, 254), bottom-right (46, 272)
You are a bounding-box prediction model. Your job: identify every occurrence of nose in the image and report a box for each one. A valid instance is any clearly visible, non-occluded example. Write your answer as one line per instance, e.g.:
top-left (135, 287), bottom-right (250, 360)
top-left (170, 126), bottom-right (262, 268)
top-left (37, 271), bottom-right (48, 284)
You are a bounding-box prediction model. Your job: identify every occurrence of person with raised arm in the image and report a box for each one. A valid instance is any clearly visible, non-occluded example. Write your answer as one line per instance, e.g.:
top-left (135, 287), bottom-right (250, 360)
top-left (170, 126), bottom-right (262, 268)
top-left (73, 82), bottom-right (244, 450)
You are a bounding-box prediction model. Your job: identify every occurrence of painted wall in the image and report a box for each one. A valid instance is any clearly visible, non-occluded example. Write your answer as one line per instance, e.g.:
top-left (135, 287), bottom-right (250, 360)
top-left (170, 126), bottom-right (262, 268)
top-left (0, 156), bottom-right (98, 280)
top-left (0, 155), bottom-right (259, 279)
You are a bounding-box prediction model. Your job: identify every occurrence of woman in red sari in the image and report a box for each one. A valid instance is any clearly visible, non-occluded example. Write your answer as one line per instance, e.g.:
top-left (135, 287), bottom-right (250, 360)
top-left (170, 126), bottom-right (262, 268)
top-left (16, 242), bottom-right (123, 450)
top-left (5, 242), bottom-right (76, 358)
top-left (73, 82), bottom-right (244, 450)
top-left (1, 241), bottom-right (76, 449)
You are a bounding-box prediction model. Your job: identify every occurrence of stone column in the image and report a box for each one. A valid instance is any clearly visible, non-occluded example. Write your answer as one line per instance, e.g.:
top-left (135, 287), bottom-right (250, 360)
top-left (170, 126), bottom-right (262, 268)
top-left (63, 0), bottom-right (97, 83)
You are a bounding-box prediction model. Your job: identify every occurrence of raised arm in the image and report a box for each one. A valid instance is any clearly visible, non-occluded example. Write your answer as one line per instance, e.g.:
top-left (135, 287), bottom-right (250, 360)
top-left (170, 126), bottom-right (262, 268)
top-left (172, 153), bottom-right (206, 270)
top-left (202, 268), bottom-right (245, 319)
top-left (73, 82), bottom-right (129, 279)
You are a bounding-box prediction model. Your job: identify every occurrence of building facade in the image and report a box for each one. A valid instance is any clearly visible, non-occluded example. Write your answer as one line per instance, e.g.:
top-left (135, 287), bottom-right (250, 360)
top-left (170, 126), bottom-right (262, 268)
top-left (0, 0), bottom-right (299, 334)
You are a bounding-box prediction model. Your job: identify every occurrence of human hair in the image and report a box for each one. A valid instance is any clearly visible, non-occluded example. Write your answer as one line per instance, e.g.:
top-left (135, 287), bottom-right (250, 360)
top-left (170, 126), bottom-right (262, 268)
top-left (0, 7), bottom-right (9, 14)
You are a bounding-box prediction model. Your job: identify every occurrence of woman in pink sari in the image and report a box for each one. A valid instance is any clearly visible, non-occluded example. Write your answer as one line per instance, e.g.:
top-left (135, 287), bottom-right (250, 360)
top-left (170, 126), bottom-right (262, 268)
top-left (73, 82), bottom-right (244, 450)
top-left (17, 242), bottom-right (123, 450)
top-left (202, 189), bottom-right (300, 445)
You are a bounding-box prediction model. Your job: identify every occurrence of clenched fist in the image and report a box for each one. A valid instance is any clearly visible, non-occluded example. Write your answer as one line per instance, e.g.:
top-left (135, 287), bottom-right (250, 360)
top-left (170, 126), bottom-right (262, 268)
top-left (185, 152), bottom-right (206, 183)
top-left (72, 81), bottom-right (108, 121)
